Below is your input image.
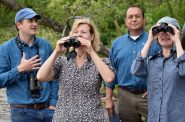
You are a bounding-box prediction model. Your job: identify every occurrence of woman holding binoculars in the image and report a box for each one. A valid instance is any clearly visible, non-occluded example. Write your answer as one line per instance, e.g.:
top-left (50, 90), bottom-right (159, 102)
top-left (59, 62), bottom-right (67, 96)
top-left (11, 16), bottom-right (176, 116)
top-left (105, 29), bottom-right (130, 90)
top-left (131, 16), bottom-right (185, 122)
top-left (37, 18), bottom-right (115, 122)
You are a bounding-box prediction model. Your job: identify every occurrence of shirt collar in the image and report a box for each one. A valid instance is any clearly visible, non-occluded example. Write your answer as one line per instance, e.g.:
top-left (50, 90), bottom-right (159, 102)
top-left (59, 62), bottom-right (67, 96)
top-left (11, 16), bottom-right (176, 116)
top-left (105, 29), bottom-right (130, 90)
top-left (16, 35), bottom-right (38, 47)
top-left (127, 30), bottom-right (144, 41)
top-left (150, 49), bottom-right (176, 60)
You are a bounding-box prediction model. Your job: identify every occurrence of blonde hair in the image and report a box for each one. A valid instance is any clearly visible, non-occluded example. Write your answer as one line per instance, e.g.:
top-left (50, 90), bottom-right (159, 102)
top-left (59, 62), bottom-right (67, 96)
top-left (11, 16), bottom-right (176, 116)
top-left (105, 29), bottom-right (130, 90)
top-left (69, 18), bottom-right (100, 52)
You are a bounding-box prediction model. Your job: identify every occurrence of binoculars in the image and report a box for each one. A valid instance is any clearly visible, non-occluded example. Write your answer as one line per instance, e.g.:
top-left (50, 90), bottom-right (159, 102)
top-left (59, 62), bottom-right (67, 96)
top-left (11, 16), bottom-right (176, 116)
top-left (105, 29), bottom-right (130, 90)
top-left (64, 37), bottom-right (81, 60)
top-left (64, 37), bottom-right (81, 48)
top-left (152, 22), bottom-right (174, 35)
top-left (28, 73), bottom-right (42, 98)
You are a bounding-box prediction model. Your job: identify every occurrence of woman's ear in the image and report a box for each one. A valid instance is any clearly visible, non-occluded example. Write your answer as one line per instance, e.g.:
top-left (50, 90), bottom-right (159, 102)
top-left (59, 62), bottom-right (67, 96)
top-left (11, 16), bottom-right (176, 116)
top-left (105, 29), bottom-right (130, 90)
top-left (90, 34), bottom-right (94, 41)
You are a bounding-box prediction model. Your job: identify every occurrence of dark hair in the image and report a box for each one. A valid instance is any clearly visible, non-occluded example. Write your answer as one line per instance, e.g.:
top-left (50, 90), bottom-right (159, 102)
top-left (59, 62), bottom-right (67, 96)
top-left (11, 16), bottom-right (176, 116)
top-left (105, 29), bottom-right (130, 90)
top-left (181, 31), bottom-right (185, 50)
top-left (15, 20), bottom-right (23, 31)
top-left (125, 5), bottom-right (145, 18)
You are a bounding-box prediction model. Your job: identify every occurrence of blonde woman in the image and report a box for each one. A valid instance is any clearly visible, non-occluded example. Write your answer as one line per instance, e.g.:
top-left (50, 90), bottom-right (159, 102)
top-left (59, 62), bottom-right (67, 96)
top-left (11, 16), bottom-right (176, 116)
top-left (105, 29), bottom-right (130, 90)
top-left (37, 18), bottom-right (115, 122)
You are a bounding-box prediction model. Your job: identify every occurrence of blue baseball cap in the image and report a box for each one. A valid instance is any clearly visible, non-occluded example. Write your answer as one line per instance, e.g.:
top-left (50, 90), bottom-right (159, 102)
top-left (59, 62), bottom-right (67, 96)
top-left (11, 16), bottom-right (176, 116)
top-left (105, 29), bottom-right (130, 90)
top-left (157, 16), bottom-right (180, 30)
top-left (15, 8), bottom-right (41, 23)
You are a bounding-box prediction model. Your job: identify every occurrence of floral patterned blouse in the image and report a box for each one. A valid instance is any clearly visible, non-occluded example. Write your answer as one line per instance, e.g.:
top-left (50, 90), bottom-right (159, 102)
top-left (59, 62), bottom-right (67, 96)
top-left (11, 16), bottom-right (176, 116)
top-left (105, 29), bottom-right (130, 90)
top-left (52, 56), bottom-right (115, 122)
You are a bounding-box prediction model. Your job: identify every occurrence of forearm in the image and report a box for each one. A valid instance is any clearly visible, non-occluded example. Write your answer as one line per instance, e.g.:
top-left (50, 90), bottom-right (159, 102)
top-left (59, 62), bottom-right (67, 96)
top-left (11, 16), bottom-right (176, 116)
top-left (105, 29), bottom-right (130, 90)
top-left (49, 80), bottom-right (59, 106)
top-left (141, 39), bottom-right (153, 58)
top-left (175, 40), bottom-right (184, 58)
top-left (37, 50), bottom-right (60, 81)
top-left (90, 51), bottom-right (115, 83)
top-left (0, 67), bottom-right (19, 88)
top-left (106, 87), bottom-right (113, 99)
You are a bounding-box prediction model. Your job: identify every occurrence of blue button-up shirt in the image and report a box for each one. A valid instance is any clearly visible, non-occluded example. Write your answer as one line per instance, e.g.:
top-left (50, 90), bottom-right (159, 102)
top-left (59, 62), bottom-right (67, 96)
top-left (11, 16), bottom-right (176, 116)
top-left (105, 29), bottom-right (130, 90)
top-left (107, 31), bottom-right (159, 89)
top-left (131, 50), bottom-right (185, 122)
top-left (0, 37), bottom-right (58, 106)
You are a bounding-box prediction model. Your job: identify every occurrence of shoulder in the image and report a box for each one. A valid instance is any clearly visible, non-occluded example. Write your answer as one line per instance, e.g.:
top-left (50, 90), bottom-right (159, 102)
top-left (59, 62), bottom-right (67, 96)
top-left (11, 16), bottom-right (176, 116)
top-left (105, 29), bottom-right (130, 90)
top-left (112, 34), bottom-right (128, 46)
top-left (139, 31), bottom-right (148, 40)
top-left (114, 34), bottom-right (128, 42)
top-left (142, 31), bottom-right (148, 36)
top-left (55, 56), bottom-right (67, 64)
top-left (0, 38), bottom-right (16, 50)
top-left (53, 56), bottom-right (69, 69)
top-left (102, 57), bottom-right (111, 64)
top-left (0, 38), bottom-right (17, 57)
top-left (36, 37), bottom-right (51, 46)
top-left (1, 37), bottom-right (16, 45)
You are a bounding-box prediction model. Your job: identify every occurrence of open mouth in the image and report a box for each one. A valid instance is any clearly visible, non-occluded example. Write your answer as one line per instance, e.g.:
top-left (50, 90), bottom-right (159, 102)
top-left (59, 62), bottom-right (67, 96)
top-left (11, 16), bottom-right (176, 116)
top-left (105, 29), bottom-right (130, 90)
top-left (161, 35), bottom-right (170, 40)
top-left (31, 27), bottom-right (37, 31)
top-left (160, 33), bottom-right (171, 41)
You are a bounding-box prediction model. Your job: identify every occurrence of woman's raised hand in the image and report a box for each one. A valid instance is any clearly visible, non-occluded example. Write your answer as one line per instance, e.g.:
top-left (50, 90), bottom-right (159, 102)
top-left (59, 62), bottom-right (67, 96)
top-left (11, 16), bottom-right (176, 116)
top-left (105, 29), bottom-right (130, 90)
top-left (55, 36), bottom-right (71, 54)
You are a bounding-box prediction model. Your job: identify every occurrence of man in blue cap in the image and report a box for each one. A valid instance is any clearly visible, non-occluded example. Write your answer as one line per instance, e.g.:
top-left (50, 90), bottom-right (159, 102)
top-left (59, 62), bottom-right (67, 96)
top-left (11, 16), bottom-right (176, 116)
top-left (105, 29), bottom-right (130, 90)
top-left (131, 16), bottom-right (185, 122)
top-left (0, 8), bottom-right (58, 122)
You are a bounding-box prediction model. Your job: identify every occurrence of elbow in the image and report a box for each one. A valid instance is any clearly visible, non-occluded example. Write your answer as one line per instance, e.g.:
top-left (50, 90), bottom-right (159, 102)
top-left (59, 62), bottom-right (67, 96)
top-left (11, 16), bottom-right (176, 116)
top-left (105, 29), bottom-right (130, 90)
top-left (37, 70), bottom-right (54, 82)
top-left (105, 74), bottom-right (115, 83)
top-left (36, 72), bottom-right (46, 82)
top-left (36, 73), bottom-right (44, 82)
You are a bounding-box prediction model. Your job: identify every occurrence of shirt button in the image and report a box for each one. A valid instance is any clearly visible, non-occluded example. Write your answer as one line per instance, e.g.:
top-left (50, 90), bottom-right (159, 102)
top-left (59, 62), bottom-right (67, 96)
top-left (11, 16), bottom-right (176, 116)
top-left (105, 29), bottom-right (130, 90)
top-left (133, 51), bottom-right (136, 53)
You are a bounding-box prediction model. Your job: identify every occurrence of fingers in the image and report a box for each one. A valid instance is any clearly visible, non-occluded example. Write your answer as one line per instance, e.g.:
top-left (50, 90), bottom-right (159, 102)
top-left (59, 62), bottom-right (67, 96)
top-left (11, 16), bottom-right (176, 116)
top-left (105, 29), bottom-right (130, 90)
top-left (32, 62), bottom-right (42, 69)
top-left (57, 36), bottom-right (71, 45)
top-left (142, 91), bottom-right (147, 98)
top-left (77, 37), bottom-right (91, 46)
top-left (105, 99), bottom-right (114, 117)
top-left (20, 54), bottom-right (42, 71)
top-left (22, 52), bottom-right (26, 59)
top-left (57, 39), bottom-right (65, 45)
top-left (168, 24), bottom-right (177, 30)
top-left (29, 55), bottom-right (39, 61)
top-left (32, 57), bottom-right (42, 64)
top-left (31, 57), bottom-right (42, 70)
top-left (32, 67), bottom-right (40, 70)
top-left (48, 106), bottom-right (56, 110)
top-left (106, 107), bottom-right (114, 117)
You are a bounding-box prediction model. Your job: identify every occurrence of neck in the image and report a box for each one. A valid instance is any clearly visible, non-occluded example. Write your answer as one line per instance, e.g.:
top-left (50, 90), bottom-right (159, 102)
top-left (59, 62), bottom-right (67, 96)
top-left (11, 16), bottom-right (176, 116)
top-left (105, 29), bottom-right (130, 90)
top-left (162, 48), bottom-right (171, 58)
top-left (129, 29), bottom-right (142, 36)
top-left (18, 33), bottom-right (34, 46)
top-left (75, 49), bottom-right (87, 68)
top-left (76, 49), bottom-right (87, 60)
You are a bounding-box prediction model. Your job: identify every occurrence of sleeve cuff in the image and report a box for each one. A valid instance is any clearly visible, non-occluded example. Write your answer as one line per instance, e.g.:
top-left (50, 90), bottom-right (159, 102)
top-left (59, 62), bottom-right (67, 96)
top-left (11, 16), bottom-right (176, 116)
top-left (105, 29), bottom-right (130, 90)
top-left (177, 52), bottom-right (185, 63)
top-left (9, 67), bottom-right (20, 84)
top-left (49, 99), bottom-right (57, 106)
top-left (137, 51), bottom-right (146, 60)
top-left (105, 81), bottom-right (115, 90)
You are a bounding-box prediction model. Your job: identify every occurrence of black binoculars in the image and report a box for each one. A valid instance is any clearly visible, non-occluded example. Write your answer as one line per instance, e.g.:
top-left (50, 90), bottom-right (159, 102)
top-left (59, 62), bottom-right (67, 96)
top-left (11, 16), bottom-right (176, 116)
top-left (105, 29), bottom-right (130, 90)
top-left (64, 37), bottom-right (81, 60)
top-left (28, 73), bottom-right (42, 98)
top-left (64, 37), bottom-right (81, 48)
top-left (152, 22), bottom-right (174, 35)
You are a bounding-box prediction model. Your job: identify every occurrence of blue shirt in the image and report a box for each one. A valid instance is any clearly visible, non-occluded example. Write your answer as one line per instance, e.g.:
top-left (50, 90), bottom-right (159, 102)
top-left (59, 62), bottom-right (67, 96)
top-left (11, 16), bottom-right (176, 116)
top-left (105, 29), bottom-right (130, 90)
top-left (131, 50), bottom-right (185, 122)
top-left (0, 37), bottom-right (58, 106)
top-left (107, 31), bottom-right (159, 89)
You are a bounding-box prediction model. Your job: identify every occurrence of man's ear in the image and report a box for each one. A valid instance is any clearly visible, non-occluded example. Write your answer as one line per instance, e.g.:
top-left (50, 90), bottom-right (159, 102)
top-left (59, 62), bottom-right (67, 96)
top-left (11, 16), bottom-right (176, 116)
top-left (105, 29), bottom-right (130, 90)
top-left (143, 18), bottom-right (146, 25)
top-left (16, 22), bottom-right (21, 30)
top-left (124, 18), bottom-right (127, 27)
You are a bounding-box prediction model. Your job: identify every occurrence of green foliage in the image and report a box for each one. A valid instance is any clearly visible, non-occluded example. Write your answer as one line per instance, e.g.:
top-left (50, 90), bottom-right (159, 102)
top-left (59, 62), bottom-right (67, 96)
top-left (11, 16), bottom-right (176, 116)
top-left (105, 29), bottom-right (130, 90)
top-left (37, 25), bottom-right (61, 47)
top-left (0, 0), bottom-right (185, 47)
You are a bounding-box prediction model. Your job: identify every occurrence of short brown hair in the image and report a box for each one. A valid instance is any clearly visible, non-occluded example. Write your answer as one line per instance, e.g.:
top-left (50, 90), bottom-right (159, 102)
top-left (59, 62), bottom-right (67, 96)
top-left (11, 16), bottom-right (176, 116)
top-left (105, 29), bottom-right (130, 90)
top-left (125, 5), bottom-right (145, 18)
